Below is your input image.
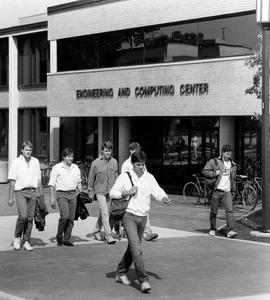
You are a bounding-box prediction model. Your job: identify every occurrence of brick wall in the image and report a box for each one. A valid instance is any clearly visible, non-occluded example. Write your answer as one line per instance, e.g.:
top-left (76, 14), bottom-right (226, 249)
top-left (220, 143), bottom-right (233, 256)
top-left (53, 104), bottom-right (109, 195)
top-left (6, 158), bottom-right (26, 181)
top-left (47, 56), bottom-right (260, 117)
top-left (19, 89), bottom-right (47, 107)
top-left (48, 0), bottom-right (256, 40)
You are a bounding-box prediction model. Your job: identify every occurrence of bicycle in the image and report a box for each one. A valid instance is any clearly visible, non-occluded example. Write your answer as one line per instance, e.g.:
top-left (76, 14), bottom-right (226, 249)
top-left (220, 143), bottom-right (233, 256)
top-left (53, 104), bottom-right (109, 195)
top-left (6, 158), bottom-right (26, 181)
top-left (245, 176), bottom-right (262, 210)
top-left (183, 174), bottom-right (212, 206)
top-left (233, 175), bottom-right (257, 211)
top-left (76, 161), bottom-right (90, 188)
top-left (40, 159), bottom-right (57, 187)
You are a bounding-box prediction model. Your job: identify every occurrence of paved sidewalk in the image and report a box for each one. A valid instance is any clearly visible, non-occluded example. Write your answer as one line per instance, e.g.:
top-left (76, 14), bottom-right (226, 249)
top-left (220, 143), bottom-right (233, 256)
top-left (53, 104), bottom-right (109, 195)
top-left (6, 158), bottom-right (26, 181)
top-left (0, 184), bottom-right (270, 300)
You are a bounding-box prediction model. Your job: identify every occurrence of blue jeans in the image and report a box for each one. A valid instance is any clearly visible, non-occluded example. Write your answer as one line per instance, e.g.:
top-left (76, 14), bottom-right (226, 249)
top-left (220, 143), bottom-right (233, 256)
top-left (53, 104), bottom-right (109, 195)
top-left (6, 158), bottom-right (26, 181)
top-left (117, 212), bottom-right (148, 283)
top-left (210, 190), bottom-right (234, 232)
top-left (15, 189), bottom-right (37, 241)
top-left (144, 214), bottom-right (153, 234)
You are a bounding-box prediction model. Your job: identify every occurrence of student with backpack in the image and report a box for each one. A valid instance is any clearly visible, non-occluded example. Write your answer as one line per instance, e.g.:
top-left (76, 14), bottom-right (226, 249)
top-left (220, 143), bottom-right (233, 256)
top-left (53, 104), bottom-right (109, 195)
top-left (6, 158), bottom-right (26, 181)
top-left (202, 144), bottom-right (238, 238)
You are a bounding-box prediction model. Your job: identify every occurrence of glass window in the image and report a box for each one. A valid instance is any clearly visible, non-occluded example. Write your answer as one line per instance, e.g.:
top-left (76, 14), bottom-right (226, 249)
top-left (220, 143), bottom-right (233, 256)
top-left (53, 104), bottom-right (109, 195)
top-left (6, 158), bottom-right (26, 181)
top-left (0, 38), bottom-right (8, 88)
top-left (60, 117), bottom-right (98, 163)
top-left (0, 109), bottom-right (8, 159)
top-left (57, 13), bottom-right (260, 72)
top-left (18, 32), bottom-right (49, 87)
top-left (235, 117), bottom-right (261, 177)
top-left (198, 14), bottom-right (259, 58)
top-left (18, 108), bottom-right (49, 160)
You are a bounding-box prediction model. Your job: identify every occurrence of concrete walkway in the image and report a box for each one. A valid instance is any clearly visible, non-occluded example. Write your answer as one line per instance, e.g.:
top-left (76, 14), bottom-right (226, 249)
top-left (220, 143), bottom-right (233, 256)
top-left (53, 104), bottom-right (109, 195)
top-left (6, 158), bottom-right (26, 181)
top-left (0, 184), bottom-right (270, 299)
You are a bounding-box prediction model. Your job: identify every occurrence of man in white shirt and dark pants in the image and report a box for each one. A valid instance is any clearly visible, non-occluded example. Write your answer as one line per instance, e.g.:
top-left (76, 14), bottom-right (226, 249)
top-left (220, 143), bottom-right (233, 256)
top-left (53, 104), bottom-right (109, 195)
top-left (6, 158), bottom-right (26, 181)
top-left (121, 142), bottom-right (158, 241)
top-left (8, 141), bottom-right (44, 251)
top-left (49, 148), bottom-right (82, 247)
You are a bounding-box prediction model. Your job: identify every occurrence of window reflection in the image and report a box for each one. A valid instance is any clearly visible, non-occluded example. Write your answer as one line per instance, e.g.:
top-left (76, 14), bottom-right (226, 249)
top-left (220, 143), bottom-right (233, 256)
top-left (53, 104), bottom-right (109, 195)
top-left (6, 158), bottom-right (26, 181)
top-left (18, 32), bottom-right (49, 86)
top-left (58, 13), bottom-right (259, 72)
top-left (0, 110), bottom-right (8, 159)
top-left (0, 38), bottom-right (8, 87)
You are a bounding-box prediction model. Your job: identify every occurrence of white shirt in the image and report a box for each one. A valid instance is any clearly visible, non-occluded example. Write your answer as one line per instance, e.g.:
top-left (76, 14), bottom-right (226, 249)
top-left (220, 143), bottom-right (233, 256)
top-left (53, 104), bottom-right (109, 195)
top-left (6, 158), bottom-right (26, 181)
top-left (109, 170), bottom-right (167, 216)
top-left (48, 162), bottom-right (81, 191)
top-left (217, 160), bottom-right (231, 192)
top-left (8, 155), bottom-right (41, 191)
top-left (121, 157), bottom-right (132, 173)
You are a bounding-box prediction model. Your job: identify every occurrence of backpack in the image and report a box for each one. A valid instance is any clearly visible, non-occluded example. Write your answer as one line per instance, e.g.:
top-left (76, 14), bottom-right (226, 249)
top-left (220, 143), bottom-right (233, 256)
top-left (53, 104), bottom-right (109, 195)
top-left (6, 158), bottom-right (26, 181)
top-left (203, 158), bottom-right (219, 188)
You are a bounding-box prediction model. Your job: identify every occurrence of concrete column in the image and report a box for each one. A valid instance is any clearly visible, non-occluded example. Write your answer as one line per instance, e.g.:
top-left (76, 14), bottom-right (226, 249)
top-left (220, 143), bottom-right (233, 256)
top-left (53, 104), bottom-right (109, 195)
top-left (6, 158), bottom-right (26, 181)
top-left (49, 40), bottom-right (59, 161)
top-left (8, 36), bottom-right (19, 168)
top-left (50, 40), bottom-right (57, 73)
top-left (118, 117), bottom-right (131, 169)
top-left (98, 117), bottom-right (103, 152)
top-left (50, 117), bottom-right (60, 161)
top-left (219, 116), bottom-right (235, 153)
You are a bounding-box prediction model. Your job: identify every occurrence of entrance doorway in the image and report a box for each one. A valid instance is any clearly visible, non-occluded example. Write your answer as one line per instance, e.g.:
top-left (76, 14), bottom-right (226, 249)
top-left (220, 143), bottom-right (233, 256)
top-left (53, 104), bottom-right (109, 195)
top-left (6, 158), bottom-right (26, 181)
top-left (131, 117), bottom-right (219, 193)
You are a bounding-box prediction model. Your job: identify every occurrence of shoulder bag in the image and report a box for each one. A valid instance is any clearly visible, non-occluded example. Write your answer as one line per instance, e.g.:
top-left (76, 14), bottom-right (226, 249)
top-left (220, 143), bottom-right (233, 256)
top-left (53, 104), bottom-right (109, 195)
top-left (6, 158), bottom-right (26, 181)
top-left (110, 172), bottom-right (134, 221)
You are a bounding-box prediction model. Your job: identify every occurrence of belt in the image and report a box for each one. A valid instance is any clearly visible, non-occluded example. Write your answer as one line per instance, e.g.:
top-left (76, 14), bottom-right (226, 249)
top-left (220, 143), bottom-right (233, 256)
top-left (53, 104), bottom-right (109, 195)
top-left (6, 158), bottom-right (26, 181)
top-left (20, 187), bottom-right (36, 191)
top-left (216, 189), bottom-right (225, 193)
top-left (57, 190), bottom-right (76, 193)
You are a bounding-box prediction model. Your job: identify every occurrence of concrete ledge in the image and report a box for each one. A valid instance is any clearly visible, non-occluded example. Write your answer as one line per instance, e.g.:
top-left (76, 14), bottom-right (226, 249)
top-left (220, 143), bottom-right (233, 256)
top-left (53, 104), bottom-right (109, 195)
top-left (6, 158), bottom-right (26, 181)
top-left (250, 230), bottom-right (270, 238)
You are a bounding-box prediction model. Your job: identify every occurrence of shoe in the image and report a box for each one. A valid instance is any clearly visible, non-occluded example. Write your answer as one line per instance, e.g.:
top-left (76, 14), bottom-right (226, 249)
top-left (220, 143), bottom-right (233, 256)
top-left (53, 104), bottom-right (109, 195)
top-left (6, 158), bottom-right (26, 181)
top-left (105, 235), bottom-right (117, 244)
top-left (23, 241), bottom-right (33, 251)
top-left (115, 274), bottom-right (131, 285)
top-left (13, 237), bottom-right (21, 250)
top-left (56, 237), bottom-right (63, 246)
top-left (140, 281), bottom-right (151, 293)
top-left (209, 230), bottom-right (216, 236)
top-left (227, 230), bottom-right (238, 238)
top-left (93, 232), bottom-right (102, 241)
top-left (143, 232), bottom-right (158, 241)
top-left (63, 241), bottom-right (74, 247)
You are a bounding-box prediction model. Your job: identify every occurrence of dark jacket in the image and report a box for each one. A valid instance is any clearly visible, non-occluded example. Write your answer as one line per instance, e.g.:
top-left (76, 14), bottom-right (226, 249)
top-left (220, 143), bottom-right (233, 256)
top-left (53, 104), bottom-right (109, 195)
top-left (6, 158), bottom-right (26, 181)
top-left (75, 193), bottom-right (90, 221)
top-left (34, 195), bottom-right (49, 231)
top-left (202, 157), bottom-right (237, 192)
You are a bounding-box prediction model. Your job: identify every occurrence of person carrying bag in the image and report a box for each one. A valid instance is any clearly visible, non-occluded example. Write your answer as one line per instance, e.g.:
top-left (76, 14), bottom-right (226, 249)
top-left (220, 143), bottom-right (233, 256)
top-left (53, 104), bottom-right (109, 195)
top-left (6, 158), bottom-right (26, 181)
top-left (110, 172), bottom-right (134, 221)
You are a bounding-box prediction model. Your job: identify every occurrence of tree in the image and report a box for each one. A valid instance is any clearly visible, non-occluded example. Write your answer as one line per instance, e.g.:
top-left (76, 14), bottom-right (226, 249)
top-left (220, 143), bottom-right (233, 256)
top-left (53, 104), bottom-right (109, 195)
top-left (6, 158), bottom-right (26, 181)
top-left (245, 33), bottom-right (262, 100)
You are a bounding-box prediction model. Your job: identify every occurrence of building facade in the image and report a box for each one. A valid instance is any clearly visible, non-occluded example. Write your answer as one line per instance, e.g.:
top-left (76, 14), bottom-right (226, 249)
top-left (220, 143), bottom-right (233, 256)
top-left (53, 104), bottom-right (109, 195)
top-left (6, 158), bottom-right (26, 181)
top-left (0, 0), bottom-right (262, 191)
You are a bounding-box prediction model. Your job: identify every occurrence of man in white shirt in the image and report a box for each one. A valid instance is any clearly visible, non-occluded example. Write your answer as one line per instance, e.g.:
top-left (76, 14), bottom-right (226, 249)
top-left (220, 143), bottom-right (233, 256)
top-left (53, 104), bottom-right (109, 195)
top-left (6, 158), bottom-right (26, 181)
top-left (49, 148), bottom-right (82, 247)
top-left (110, 151), bottom-right (171, 293)
top-left (121, 142), bottom-right (158, 241)
top-left (202, 144), bottom-right (238, 238)
top-left (8, 141), bottom-right (44, 251)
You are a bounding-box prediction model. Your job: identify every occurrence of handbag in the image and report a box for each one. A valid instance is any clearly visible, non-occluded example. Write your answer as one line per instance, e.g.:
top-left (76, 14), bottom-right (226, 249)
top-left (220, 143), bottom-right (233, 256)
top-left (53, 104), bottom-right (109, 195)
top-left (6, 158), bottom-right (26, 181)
top-left (110, 172), bottom-right (134, 221)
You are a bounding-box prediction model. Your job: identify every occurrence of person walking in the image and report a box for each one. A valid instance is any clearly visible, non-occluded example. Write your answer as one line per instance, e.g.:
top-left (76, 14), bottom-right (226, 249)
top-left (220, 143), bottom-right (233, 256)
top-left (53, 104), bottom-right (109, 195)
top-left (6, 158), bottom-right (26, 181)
top-left (121, 142), bottom-right (158, 241)
top-left (202, 144), bottom-right (238, 238)
top-left (8, 141), bottom-right (44, 251)
top-left (49, 148), bottom-right (82, 247)
top-left (110, 151), bottom-right (171, 293)
top-left (88, 141), bottom-right (118, 244)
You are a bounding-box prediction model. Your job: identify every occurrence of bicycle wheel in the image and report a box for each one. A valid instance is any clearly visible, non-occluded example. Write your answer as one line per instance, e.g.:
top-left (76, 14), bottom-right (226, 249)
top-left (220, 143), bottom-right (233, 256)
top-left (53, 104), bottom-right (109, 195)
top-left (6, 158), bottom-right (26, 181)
top-left (183, 182), bottom-right (200, 205)
top-left (242, 185), bottom-right (257, 211)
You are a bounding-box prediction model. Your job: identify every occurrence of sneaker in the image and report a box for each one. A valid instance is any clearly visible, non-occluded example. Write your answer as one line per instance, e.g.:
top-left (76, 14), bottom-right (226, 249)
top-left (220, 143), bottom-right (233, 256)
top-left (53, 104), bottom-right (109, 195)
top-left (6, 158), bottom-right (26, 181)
top-left (63, 241), bottom-right (74, 247)
top-left (13, 237), bottom-right (21, 250)
top-left (209, 230), bottom-right (216, 236)
top-left (93, 232), bottom-right (102, 241)
top-left (23, 241), bottom-right (33, 251)
top-left (143, 232), bottom-right (158, 241)
top-left (115, 274), bottom-right (131, 285)
top-left (105, 234), bottom-right (117, 244)
top-left (140, 281), bottom-right (151, 293)
top-left (227, 230), bottom-right (238, 238)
